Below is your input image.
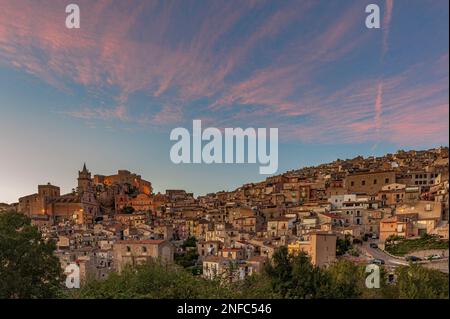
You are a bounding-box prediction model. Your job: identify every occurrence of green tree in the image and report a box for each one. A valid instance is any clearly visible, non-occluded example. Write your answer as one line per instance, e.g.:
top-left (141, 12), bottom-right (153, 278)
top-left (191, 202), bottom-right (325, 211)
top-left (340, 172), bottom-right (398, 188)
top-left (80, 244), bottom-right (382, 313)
top-left (325, 260), bottom-right (362, 298)
top-left (394, 264), bottom-right (449, 299)
top-left (336, 235), bottom-right (352, 256)
top-left (264, 248), bottom-right (331, 299)
top-left (174, 249), bottom-right (199, 269)
top-left (75, 261), bottom-right (237, 299)
top-left (0, 211), bottom-right (63, 298)
top-left (360, 265), bottom-right (397, 299)
top-left (264, 246), bottom-right (293, 297)
top-left (289, 251), bottom-right (330, 299)
top-left (182, 236), bottom-right (197, 248)
top-left (238, 273), bottom-right (280, 299)
top-left (264, 248), bottom-right (391, 299)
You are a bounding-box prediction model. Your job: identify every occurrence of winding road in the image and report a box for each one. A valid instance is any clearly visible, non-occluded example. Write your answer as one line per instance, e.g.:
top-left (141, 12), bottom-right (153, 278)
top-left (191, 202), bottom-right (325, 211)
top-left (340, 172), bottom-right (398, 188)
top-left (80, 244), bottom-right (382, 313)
top-left (358, 240), bottom-right (449, 273)
top-left (359, 241), bottom-right (408, 267)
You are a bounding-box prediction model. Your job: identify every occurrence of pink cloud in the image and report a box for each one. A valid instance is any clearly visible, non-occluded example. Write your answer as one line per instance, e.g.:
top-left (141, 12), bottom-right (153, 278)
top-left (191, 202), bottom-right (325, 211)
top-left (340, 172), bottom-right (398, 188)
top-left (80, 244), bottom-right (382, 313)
top-left (150, 104), bottom-right (184, 126)
top-left (66, 105), bottom-right (128, 122)
top-left (382, 0), bottom-right (394, 57)
top-left (0, 0), bottom-right (447, 148)
top-left (373, 82), bottom-right (384, 146)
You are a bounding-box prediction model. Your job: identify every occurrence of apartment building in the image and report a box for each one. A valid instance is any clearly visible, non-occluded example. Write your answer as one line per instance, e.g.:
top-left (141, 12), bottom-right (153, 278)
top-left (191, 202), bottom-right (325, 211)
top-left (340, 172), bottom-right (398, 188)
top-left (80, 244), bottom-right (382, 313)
top-left (344, 171), bottom-right (396, 195)
top-left (288, 231), bottom-right (337, 267)
top-left (113, 240), bottom-right (174, 272)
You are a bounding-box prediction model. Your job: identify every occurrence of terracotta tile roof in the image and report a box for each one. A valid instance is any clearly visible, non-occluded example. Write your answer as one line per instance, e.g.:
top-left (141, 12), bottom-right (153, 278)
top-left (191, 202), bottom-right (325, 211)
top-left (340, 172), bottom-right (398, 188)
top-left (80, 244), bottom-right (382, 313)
top-left (116, 239), bottom-right (166, 245)
top-left (319, 212), bottom-right (344, 219)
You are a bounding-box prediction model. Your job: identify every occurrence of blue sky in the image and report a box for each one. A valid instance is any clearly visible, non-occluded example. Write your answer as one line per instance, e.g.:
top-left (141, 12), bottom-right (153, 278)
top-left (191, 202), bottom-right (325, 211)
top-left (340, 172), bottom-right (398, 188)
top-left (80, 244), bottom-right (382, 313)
top-left (0, 0), bottom-right (448, 203)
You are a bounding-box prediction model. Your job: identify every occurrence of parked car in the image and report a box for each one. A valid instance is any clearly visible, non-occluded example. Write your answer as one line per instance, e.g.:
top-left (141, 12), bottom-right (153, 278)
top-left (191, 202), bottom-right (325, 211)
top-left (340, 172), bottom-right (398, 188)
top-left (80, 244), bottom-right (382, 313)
top-left (405, 256), bottom-right (422, 262)
top-left (371, 234), bottom-right (378, 239)
top-left (369, 243), bottom-right (378, 249)
top-left (428, 254), bottom-right (441, 260)
top-left (371, 258), bottom-right (385, 265)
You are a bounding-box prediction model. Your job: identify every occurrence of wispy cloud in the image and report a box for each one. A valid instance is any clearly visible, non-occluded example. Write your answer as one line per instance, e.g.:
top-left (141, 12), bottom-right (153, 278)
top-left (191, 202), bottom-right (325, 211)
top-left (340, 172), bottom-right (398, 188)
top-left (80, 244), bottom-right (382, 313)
top-left (371, 0), bottom-right (394, 150)
top-left (382, 0), bottom-right (394, 58)
top-left (374, 82), bottom-right (383, 139)
top-left (66, 105), bottom-right (128, 122)
top-left (0, 0), bottom-right (447, 148)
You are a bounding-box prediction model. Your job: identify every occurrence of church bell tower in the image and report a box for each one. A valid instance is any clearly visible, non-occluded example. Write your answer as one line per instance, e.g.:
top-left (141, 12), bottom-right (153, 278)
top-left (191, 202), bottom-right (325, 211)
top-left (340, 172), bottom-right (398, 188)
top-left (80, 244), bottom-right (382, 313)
top-left (77, 163), bottom-right (92, 193)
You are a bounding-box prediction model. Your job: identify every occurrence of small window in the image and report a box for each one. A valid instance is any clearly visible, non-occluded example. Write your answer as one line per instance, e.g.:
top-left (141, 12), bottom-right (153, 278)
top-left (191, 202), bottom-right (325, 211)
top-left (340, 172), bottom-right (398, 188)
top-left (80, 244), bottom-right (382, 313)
top-left (373, 179), bottom-right (377, 185)
top-left (362, 180), bottom-right (366, 186)
top-left (126, 246), bottom-right (131, 252)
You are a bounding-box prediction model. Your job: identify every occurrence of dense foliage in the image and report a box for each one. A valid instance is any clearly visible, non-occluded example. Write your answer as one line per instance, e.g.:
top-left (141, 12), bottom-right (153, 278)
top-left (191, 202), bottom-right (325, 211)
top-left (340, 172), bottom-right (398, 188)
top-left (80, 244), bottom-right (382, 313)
top-left (182, 236), bottom-right (197, 248)
top-left (72, 262), bottom-right (239, 299)
top-left (175, 249), bottom-right (200, 270)
top-left (336, 235), bottom-right (353, 256)
top-left (394, 264), bottom-right (449, 299)
top-left (264, 247), bottom-right (366, 298)
top-left (74, 246), bottom-right (449, 299)
top-left (385, 233), bottom-right (449, 256)
top-left (0, 211), bottom-right (63, 298)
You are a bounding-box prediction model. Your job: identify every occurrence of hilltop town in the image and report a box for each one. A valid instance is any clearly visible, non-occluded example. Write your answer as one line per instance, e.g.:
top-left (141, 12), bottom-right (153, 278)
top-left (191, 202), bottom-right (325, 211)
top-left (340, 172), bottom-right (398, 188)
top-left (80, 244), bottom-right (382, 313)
top-left (1, 146), bottom-right (448, 283)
